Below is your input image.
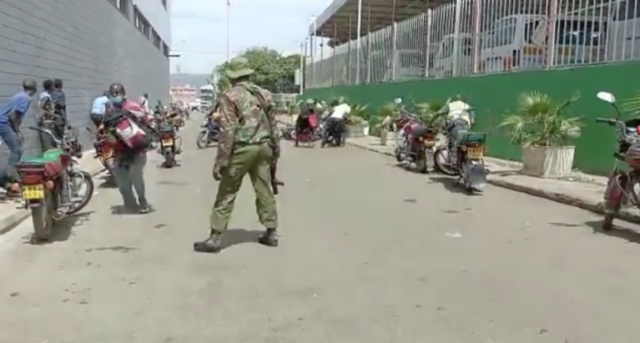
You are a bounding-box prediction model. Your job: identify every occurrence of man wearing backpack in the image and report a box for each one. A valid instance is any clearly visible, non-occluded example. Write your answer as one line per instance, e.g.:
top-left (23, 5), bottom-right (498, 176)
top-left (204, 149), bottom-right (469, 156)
top-left (193, 57), bottom-right (280, 254)
top-left (105, 83), bottom-right (151, 214)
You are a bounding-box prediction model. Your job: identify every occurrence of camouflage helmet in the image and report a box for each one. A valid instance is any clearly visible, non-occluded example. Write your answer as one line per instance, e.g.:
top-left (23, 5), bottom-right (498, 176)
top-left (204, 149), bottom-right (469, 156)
top-left (224, 57), bottom-right (254, 80)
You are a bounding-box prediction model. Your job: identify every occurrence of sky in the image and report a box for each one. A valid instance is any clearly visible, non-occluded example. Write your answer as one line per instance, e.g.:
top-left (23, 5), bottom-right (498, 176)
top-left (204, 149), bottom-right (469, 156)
top-left (170, 0), bottom-right (331, 74)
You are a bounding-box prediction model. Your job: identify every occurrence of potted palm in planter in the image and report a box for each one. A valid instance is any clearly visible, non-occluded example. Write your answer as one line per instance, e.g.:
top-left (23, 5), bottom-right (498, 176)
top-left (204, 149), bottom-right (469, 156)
top-left (500, 91), bottom-right (582, 178)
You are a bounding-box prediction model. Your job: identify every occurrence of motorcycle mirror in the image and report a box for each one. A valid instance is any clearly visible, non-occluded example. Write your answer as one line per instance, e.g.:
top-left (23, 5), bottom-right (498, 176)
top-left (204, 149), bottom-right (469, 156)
top-left (596, 91), bottom-right (616, 104)
top-left (394, 98), bottom-right (402, 104)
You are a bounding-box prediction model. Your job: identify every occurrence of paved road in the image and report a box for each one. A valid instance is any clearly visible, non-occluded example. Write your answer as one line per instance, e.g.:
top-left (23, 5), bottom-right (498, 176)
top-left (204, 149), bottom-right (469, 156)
top-left (1, 124), bottom-right (640, 343)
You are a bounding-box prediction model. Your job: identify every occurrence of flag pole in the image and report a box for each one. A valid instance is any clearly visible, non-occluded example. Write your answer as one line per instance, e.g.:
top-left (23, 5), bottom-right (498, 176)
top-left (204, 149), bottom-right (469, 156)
top-left (226, 0), bottom-right (230, 62)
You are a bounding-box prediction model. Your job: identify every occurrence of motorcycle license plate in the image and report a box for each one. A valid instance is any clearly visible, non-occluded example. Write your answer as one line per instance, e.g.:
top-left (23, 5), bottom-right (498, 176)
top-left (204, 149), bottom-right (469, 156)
top-left (22, 184), bottom-right (45, 200)
top-left (424, 140), bottom-right (435, 147)
top-left (467, 147), bottom-right (484, 159)
top-left (162, 139), bottom-right (174, 147)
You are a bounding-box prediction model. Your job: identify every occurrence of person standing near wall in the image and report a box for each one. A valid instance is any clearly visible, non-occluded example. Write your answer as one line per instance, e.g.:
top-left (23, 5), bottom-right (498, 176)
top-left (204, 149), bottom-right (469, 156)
top-left (0, 80), bottom-right (37, 192)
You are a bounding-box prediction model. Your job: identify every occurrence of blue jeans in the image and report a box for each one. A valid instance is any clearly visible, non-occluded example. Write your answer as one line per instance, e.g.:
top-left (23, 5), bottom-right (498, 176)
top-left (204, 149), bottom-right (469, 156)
top-left (0, 124), bottom-right (22, 183)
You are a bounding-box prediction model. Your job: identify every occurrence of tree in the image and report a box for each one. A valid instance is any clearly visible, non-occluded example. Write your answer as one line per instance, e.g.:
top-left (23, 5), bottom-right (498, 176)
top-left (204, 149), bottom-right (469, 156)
top-left (212, 47), bottom-right (301, 93)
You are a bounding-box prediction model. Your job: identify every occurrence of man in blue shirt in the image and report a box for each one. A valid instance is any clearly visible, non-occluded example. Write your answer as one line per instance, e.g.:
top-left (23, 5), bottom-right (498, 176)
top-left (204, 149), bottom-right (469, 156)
top-left (0, 79), bottom-right (37, 187)
top-left (90, 91), bottom-right (109, 127)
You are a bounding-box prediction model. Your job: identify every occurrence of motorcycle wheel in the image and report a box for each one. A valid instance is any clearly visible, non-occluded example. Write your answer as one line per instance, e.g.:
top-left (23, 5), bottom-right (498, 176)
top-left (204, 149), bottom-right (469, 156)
top-left (163, 153), bottom-right (176, 168)
top-left (66, 170), bottom-right (95, 215)
top-left (196, 132), bottom-right (209, 149)
top-left (434, 148), bottom-right (457, 176)
top-left (31, 196), bottom-right (53, 242)
top-left (415, 151), bottom-right (428, 174)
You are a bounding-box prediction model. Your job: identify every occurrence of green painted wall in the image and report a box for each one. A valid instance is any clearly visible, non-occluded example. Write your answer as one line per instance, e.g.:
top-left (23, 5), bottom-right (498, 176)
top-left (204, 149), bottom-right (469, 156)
top-left (302, 62), bottom-right (640, 175)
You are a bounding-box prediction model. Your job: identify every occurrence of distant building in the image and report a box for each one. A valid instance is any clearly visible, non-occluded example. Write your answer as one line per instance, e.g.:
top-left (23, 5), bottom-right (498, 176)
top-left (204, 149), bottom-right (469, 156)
top-left (170, 85), bottom-right (197, 104)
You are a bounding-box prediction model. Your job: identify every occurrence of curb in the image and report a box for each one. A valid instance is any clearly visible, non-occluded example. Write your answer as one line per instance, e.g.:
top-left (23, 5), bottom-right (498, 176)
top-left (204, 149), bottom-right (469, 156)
top-left (0, 150), bottom-right (107, 237)
top-left (345, 141), bottom-right (640, 226)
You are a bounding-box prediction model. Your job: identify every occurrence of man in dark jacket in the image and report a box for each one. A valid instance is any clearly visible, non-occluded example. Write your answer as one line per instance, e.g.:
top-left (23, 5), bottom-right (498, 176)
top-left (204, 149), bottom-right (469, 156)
top-left (50, 79), bottom-right (67, 139)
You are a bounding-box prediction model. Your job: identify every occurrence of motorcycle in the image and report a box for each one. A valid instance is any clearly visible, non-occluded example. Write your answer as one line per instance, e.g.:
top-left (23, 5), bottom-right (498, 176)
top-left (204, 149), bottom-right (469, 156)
top-left (15, 127), bottom-right (94, 242)
top-left (434, 126), bottom-right (489, 193)
top-left (594, 91), bottom-right (640, 230)
top-left (392, 98), bottom-right (426, 164)
top-left (158, 123), bottom-right (180, 168)
top-left (196, 120), bottom-right (220, 148)
top-left (86, 126), bottom-right (116, 181)
top-left (404, 126), bottom-right (439, 173)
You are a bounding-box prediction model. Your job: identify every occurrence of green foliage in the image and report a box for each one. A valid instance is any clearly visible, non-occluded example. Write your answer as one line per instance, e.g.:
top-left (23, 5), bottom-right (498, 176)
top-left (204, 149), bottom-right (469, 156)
top-left (413, 101), bottom-right (446, 130)
top-left (499, 91), bottom-right (582, 147)
top-left (214, 47), bottom-right (301, 93)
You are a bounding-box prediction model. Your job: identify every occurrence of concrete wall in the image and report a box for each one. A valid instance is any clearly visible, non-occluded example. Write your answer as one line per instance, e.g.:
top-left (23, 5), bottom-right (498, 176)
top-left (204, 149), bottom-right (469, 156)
top-left (134, 0), bottom-right (171, 42)
top-left (0, 0), bottom-right (170, 168)
top-left (302, 62), bottom-right (640, 176)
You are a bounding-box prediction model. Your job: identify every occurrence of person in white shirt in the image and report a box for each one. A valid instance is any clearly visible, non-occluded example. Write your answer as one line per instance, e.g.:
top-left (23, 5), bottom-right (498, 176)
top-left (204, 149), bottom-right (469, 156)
top-left (436, 94), bottom-right (475, 162)
top-left (139, 93), bottom-right (150, 114)
top-left (322, 101), bottom-right (351, 147)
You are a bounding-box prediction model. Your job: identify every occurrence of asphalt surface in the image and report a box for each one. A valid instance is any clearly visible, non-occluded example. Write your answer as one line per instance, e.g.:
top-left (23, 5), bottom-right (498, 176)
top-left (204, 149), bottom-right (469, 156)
top-left (1, 122), bottom-right (640, 343)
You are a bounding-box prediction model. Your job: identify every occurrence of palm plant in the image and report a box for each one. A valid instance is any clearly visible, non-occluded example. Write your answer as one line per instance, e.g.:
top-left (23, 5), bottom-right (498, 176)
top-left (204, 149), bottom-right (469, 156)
top-left (413, 101), bottom-right (446, 130)
top-left (621, 92), bottom-right (640, 114)
top-left (499, 91), bottom-right (582, 147)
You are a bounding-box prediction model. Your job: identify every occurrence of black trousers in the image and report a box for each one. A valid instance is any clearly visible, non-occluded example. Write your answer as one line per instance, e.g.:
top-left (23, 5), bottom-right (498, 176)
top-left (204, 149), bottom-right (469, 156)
top-left (323, 118), bottom-right (346, 143)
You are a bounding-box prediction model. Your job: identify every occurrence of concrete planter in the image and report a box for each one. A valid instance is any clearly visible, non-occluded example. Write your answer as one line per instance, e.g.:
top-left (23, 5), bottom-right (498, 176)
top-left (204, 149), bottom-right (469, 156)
top-left (347, 124), bottom-right (368, 138)
top-left (521, 145), bottom-right (575, 178)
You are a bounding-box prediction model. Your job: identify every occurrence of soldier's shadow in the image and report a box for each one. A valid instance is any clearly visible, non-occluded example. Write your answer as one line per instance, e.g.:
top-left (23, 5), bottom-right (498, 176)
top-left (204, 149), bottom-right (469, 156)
top-left (222, 228), bottom-right (264, 249)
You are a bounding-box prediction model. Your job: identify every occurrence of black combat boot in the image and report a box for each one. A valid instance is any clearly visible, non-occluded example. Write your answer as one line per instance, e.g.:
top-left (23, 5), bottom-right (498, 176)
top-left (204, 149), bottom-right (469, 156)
top-left (193, 232), bottom-right (223, 253)
top-left (258, 228), bottom-right (278, 247)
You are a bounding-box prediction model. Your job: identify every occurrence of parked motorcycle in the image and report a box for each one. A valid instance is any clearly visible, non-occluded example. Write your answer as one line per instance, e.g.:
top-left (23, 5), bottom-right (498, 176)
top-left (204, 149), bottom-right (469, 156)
top-left (86, 126), bottom-right (116, 183)
top-left (434, 125), bottom-right (489, 193)
top-left (196, 120), bottom-right (220, 148)
top-left (15, 127), bottom-right (94, 242)
top-left (594, 91), bottom-right (640, 230)
top-left (392, 98), bottom-right (435, 171)
top-left (158, 123), bottom-right (180, 168)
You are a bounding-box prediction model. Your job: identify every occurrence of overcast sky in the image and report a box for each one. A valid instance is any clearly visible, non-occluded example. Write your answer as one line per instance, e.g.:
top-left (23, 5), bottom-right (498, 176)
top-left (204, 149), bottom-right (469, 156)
top-left (170, 0), bottom-right (331, 74)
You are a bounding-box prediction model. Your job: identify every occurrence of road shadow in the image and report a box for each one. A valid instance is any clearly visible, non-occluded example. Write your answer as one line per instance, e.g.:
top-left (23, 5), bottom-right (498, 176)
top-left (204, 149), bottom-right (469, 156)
top-left (584, 219), bottom-right (640, 245)
top-left (221, 228), bottom-right (264, 250)
top-left (428, 176), bottom-right (481, 195)
top-left (25, 210), bottom-right (95, 245)
top-left (110, 205), bottom-right (155, 215)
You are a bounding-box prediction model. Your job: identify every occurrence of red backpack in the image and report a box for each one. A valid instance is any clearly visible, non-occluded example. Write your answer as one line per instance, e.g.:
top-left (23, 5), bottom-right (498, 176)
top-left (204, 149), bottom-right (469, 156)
top-left (103, 104), bottom-right (150, 153)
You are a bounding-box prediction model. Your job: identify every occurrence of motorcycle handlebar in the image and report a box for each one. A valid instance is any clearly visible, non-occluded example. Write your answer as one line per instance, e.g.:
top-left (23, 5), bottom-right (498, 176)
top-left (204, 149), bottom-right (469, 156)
top-left (28, 127), bottom-right (62, 146)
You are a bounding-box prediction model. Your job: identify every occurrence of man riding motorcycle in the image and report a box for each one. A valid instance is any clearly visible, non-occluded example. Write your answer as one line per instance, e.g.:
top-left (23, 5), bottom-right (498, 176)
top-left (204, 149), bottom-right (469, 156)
top-left (322, 100), bottom-right (350, 146)
top-left (295, 99), bottom-right (316, 147)
top-left (435, 94), bottom-right (475, 163)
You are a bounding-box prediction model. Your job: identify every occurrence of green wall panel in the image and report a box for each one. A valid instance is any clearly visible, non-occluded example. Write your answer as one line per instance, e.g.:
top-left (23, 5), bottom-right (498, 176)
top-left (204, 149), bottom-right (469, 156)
top-left (302, 62), bottom-right (640, 175)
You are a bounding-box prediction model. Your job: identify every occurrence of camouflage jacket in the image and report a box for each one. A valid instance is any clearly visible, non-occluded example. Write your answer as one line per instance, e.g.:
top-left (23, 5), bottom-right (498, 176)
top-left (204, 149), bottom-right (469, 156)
top-left (214, 82), bottom-right (278, 169)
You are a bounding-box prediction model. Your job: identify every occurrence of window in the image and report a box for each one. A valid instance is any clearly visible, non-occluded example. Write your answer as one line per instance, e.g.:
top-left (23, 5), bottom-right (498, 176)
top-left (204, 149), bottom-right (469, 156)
top-left (482, 18), bottom-right (517, 48)
top-left (614, 0), bottom-right (640, 20)
top-left (117, 0), bottom-right (130, 18)
top-left (555, 20), bottom-right (603, 46)
top-left (163, 42), bottom-right (170, 57)
top-left (152, 30), bottom-right (162, 49)
top-left (439, 38), bottom-right (454, 58)
top-left (161, 0), bottom-right (167, 9)
top-left (524, 20), bottom-right (540, 44)
top-left (134, 7), bottom-right (151, 39)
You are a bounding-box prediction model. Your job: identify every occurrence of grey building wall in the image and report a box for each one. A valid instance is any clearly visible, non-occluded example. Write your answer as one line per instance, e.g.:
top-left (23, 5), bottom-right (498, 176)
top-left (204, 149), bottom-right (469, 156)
top-left (0, 0), bottom-right (170, 170)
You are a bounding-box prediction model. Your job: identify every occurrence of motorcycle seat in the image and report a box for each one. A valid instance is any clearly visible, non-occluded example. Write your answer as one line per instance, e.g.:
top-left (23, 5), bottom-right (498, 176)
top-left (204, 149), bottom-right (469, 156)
top-left (456, 131), bottom-right (487, 145)
top-left (19, 149), bottom-right (66, 165)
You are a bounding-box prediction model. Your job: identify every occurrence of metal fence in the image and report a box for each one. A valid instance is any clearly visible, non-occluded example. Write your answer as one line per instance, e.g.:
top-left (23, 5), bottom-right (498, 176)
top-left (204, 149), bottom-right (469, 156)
top-left (306, 0), bottom-right (639, 88)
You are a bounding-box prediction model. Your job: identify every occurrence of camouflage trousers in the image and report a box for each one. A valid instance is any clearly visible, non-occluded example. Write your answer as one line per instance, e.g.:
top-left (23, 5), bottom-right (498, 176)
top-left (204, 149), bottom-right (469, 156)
top-left (210, 144), bottom-right (278, 232)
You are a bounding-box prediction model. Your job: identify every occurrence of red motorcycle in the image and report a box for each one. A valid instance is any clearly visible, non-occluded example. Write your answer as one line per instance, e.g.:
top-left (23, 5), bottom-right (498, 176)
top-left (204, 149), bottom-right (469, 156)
top-left (596, 91), bottom-right (640, 230)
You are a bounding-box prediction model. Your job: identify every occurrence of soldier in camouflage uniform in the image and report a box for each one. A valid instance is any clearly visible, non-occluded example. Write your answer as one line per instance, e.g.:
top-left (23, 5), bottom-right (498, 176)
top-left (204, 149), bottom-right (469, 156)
top-left (194, 57), bottom-right (280, 253)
